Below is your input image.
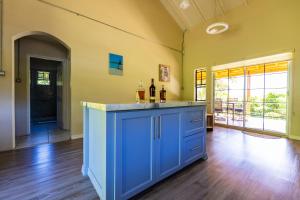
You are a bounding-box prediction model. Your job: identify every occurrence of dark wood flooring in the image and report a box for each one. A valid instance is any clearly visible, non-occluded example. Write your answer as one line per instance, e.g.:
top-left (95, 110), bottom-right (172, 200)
top-left (1, 127), bottom-right (300, 200)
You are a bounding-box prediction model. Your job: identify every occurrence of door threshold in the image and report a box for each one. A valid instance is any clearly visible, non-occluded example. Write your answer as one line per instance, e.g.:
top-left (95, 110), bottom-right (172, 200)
top-left (214, 123), bottom-right (288, 138)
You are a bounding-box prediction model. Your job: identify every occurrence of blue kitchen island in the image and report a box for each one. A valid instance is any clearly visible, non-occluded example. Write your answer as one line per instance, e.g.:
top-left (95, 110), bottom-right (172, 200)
top-left (81, 101), bottom-right (207, 200)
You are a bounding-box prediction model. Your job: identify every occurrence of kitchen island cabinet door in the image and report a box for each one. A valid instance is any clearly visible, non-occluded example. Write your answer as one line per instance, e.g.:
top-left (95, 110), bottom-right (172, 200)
top-left (115, 110), bottom-right (156, 200)
top-left (156, 110), bottom-right (181, 181)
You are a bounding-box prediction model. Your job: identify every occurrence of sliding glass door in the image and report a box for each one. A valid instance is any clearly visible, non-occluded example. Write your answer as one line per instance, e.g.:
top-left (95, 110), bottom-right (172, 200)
top-left (214, 61), bottom-right (289, 134)
top-left (263, 62), bottom-right (288, 133)
top-left (228, 67), bottom-right (245, 127)
top-left (245, 64), bottom-right (265, 130)
top-left (214, 70), bottom-right (229, 125)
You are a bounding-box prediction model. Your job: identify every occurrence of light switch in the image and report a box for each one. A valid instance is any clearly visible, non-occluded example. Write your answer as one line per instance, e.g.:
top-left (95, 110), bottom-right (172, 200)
top-left (0, 70), bottom-right (5, 76)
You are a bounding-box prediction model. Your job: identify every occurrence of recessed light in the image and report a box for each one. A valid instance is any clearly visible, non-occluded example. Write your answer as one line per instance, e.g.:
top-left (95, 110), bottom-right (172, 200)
top-left (179, 0), bottom-right (190, 10)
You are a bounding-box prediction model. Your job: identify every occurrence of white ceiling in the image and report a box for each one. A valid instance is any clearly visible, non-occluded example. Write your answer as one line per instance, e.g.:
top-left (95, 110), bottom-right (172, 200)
top-left (160, 0), bottom-right (249, 30)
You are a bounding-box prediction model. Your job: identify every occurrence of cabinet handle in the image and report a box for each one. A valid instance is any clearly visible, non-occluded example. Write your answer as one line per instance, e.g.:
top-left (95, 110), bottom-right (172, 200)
top-left (153, 117), bottom-right (156, 140)
top-left (190, 146), bottom-right (201, 151)
top-left (158, 116), bottom-right (161, 139)
top-left (190, 118), bottom-right (201, 123)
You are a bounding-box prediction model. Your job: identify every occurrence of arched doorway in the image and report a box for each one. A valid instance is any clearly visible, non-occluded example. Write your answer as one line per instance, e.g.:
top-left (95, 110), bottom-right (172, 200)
top-left (13, 32), bottom-right (71, 149)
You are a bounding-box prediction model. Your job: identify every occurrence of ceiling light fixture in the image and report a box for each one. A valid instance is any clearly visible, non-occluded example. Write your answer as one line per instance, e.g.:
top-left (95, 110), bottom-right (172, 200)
top-left (179, 0), bottom-right (190, 10)
top-left (206, 22), bottom-right (229, 35)
top-left (206, 0), bottom-right (229, 35)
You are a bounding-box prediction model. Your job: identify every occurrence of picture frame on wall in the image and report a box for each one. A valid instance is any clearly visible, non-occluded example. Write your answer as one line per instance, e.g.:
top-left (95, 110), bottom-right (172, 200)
top-left (109, 53), bottom-right (123, 76)
top-left (159, 64), bottom-right (170, 82)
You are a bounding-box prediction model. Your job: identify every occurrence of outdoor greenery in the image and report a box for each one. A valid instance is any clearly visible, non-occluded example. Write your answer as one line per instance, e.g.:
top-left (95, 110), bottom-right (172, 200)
top-left (215, 81), bottom-right (287, 119)
top-left (197, 87), bottom-right (206, 101)
top-left (250, 93), bottom-right (286, 119)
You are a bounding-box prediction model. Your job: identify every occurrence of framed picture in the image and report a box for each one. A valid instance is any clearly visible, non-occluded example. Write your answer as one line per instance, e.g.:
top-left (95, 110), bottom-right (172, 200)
top-left (159, 64), bottom-right (170, 82)
top-left (109, 53), bottom-right (123, 76)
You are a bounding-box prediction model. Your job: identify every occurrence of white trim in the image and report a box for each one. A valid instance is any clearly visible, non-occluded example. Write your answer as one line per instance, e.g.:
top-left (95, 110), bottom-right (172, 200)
top-left (212, 52), bottom-right (294, 71)
top-left (71, 134), bottom-right (83, 140)
top-left (287, 61), bottom-right (293, 137)
top-left (26, 56), bottom-right (31, 134)
top-left (11, 40), bottom-right (16, 149)
top-left (211, 71), bottom-right (215, 114)
top-left (26, 54), bottom-right (71, 134)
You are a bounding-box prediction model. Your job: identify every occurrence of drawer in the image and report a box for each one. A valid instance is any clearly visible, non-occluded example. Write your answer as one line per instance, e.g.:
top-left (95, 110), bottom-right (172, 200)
top-left (182, 109), bottom-right (205, 136)
top-left (183, 132), bottom-right (205, 164)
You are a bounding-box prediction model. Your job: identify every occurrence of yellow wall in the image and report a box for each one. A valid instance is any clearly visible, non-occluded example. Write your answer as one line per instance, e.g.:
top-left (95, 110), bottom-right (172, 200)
top-left (183, 0), bottom-right (300, 139)
top-left (0, 0), bottom-right (182, 151)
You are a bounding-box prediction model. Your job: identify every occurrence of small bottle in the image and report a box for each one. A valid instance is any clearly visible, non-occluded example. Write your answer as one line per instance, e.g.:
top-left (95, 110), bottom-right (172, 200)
top-left (149, 78), bottom-right (156, 103)
top-left (136, 81), bottom-right (145, 103)
top-left (160, 85), bottom-right (166, 103)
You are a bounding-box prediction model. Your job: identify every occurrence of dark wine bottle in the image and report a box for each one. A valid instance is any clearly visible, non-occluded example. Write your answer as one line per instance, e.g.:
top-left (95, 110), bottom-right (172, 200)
top-left (160, 85), bottom-right (166, 103)
top-left (149, 78), bottom-right (156, 103)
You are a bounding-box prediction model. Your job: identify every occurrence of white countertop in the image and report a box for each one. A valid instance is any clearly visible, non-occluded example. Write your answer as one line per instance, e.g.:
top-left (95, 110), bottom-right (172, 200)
top-left (82, 101), bottom-right (206, 111)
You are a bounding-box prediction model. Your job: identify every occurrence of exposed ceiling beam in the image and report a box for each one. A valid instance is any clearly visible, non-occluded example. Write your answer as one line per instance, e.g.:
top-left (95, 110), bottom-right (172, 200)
top-left (161, 0), bottom-right (186, 29)
top-left (217, 0), bottom-right (225, 15)
top-left (168, 0), bottom-right (192, 29)
top-left (160, 0), bottom-right (248, 31)
top-left (190, 0), bottom-right (207, 24)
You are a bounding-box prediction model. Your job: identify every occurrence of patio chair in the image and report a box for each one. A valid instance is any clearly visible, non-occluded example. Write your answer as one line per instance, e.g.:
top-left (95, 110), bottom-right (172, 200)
top-left (215, 99), bottom-right (223, 114)
top-left (214, 99), bottom-right (226, 121)
top-left (234, 106), bottom-right (244, 121)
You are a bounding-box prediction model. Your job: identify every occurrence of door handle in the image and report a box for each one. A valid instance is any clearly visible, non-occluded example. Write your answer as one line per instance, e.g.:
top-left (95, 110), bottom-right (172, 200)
top-left (153, 117), bottom-right (156, 140)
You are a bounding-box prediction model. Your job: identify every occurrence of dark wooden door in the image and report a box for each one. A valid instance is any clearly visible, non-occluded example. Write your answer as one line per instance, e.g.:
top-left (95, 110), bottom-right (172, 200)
top-left (30, 58), bottom-right (59, 123)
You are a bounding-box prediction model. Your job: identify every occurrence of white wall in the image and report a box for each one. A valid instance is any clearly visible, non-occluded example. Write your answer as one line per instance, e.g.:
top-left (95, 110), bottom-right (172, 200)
top-left (14, 36), bottom-right (68, 136)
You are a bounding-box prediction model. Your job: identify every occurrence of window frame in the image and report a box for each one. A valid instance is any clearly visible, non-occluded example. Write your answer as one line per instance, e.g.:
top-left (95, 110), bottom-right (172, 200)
top-left (194, 68), bottom-right (206, 102)
top-left (37, 71), bottom-right (51, 86)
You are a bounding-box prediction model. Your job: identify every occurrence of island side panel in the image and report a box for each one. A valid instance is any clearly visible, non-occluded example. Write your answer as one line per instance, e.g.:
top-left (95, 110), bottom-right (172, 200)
top-left (106, 111), bottom-right (117, 200)
top-left (82, 105), bottom-right (89, 176)
top-left (87, 108), bottom-right (107, 200)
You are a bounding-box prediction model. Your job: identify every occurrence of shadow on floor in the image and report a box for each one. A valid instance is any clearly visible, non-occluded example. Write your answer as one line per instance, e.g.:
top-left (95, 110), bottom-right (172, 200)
top-left (15, 122), bottom-right (71, 149)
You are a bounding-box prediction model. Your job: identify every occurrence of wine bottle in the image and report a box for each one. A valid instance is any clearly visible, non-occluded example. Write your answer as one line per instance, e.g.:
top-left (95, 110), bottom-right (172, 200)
top-left (149, 78), bottom-right (156, 103)
top-left (160, 85), bottom-right (166, 103)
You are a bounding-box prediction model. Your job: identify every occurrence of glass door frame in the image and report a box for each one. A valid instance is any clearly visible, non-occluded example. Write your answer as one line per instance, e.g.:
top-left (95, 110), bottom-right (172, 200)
top-left (212, 60), bottom-right (292, 136)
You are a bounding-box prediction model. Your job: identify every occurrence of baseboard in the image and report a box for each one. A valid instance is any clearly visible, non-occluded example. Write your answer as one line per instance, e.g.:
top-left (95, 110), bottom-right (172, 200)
top-left (289, 135), bottom-right (300, 141)
top-left (88, 169), bottom-right (104, 199)
top-left (81, 165), bottom-right (88, 176)
top-left (71, 134), bottom-right (83, 140)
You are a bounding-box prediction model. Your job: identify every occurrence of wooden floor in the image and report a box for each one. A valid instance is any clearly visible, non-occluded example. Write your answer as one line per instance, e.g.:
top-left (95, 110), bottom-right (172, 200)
top-left (1, 127), bottom-right (300, 200)
top-left (16, 122), bottom-right (70, 149)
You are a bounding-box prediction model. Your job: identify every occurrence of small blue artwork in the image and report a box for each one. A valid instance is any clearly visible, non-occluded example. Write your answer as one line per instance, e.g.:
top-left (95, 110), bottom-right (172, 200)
top-left (109, 53), bottom-right (123, 76)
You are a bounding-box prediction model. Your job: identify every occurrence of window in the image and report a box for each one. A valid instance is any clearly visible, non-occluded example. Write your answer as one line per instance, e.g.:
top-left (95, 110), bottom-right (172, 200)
top-left (195, 69), bottom-right (206, 101)
top-left (37, 71), bottom-right (50, 85)
top-left (213, 61), bottom-right (289, 134)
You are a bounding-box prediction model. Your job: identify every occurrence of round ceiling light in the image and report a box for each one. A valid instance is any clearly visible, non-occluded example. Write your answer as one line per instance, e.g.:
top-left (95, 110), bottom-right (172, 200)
top-left (179, 0), bottom-right (190, 10)
top-left (206, 22), bottom-right (229, 35)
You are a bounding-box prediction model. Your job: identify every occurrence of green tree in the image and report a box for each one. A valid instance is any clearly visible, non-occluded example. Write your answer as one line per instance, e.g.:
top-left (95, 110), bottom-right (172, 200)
top-left (264, 93), bottom-right (286, 119)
